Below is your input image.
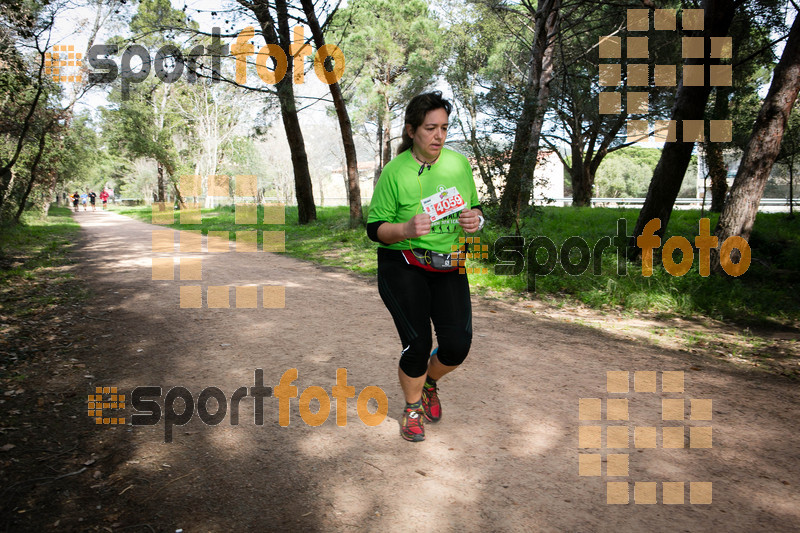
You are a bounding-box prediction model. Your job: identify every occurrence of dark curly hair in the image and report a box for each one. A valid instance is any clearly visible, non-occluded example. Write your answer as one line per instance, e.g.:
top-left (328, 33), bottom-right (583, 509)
top-left (396, 91), bottom-right (453, 155)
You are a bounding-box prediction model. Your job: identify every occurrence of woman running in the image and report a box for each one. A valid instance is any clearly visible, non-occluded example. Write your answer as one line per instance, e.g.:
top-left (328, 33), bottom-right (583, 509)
top-left (367, 91), bottom-right (484, 442)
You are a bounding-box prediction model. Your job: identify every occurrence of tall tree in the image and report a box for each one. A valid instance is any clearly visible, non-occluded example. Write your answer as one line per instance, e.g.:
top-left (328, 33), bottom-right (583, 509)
top-left (545, 2), bottom-right (678, 207)
top-left (330, 0), bottom-right (442, 181)
top-left (96, 0), bottom-right (190, 205)
top-left (1, 0), bottom-right (128, 221)
top-left (238, 0), bottom-right (316, 223)
top-left (126, 0), bottom-right (194, 203)
top-left (443, 0), bottom-right (509, 203)
top-left (44, 112), bottom-right (100, 214)
top-left (12, 110), bottom-right (60, 223)
top-left (701, 0), bottom-right (782, 212)
top-left (105, 0), bottom-right (322, 224)
top-left (628, 0), bottom-right (737, 254)
top-left (101, 80), bottom-right (182, 204)
top-left (0, 2), bottom-right (52, 215)
top-left (711, 11), bottom-right (800, 271)
top-left (172, 79), bottom-right (255, 207)
top-left (497, 0), bottom-right (561, 227)
top-left (299, 0), bottom-right (362, 227)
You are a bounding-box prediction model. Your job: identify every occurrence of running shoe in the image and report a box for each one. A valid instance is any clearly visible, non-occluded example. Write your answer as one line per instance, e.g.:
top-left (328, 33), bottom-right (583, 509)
top-left (423, 347), bottom-right (442, 422)
top-left (401, 404), bottom-right (425, 442)
top-left (421, 378), bottom-right (441, 422)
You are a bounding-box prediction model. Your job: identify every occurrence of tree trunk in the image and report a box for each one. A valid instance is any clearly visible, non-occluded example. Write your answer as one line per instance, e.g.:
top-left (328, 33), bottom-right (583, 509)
top-left (466, 111), bottom-right (497, 202)
top-left (13, 125), bottom-right (49, 223)
top-left (382, 96), bottom-right (392, 169)
top-left (157, 162), bottom-right (165, 203)
top-left (790, 161), bottom-right (795, 217)
top-left (571, 161), bottom-right (593, 207)
top-left (707, 85), bottom-right (731, 211)
top-left (0, 52), bottom-right (46, 213)
top-left (498, 0), bottom-right (560, 226)
top-left (374, 112), bottom-right (383, 186)
top-left (704, 140), bottom-right (727, 211)
top-left (569, 128), bottom-right (592, 207)
top-left (248, 0), bottom-right (316, 224)
top-left (382, 123), bottom-right (392, 170)
top-left (629, 0), bottom-right (736, 254)
top-left (299, 0), bottom-right (362, 226)
top-left (278, 89), bottom-right (316, 223)
top-left (711, 14), bottom-right (800, 271)
top-left (41, 170), bottom-right (59, 217)
top-left (573, 115), bottom-right (625, 206)
top-left (173, 181), bottom-right (185, 209)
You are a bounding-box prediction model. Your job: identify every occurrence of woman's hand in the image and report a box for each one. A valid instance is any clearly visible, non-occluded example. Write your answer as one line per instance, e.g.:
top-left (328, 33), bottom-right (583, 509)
top-left (404, 213), bottom-right (432, 239)
top-left (458, 209), bottom-right (482, 233)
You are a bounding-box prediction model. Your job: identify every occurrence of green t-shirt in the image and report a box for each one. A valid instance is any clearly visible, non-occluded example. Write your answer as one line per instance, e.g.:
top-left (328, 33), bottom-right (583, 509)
top-left (368, 148), bottom-right (480, 254)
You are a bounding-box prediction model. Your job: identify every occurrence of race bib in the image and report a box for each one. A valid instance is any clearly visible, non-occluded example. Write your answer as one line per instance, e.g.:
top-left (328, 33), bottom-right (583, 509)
top-left (421, 186), bottom-right (465, 222)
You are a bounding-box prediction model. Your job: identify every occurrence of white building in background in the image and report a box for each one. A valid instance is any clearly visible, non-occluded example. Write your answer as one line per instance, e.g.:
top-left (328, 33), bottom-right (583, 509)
top-left (468, 149), bottom-right (565, 206)
top-left (324, 161), bottom-right (377, 207)
top-left (531, 151), bottom-right (565, 205)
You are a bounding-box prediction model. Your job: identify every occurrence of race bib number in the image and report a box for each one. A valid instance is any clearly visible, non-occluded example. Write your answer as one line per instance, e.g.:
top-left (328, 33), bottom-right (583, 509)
top-left (421, 187), bottom-right (465, 222)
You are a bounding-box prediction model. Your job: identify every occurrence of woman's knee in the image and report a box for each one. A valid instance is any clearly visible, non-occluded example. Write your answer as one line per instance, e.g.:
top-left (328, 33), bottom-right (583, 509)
top-left (436, 334), bottom-right (472, 367)
top-left (398, 338), bottom-right (434, 378)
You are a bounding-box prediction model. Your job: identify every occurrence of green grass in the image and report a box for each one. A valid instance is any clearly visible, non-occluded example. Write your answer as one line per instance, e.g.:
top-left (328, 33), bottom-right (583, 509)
top-left (0, 207), bottom-right (80, 276)
top-left (476, 206), bottom-right (800, 323)
top-left (111, 204), bottom-right (800, 324)
top-left (0, 206), bottom-right (84, 318)
top-left (113, 204), bottom-right (378, 275)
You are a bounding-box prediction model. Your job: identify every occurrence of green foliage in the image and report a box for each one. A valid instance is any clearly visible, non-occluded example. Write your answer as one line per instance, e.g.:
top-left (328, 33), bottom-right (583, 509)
top-left (0, 206), bottom-right (79, 286)
top-left (119, 158), bottom-right (156, 199)
top-left (100, 86), bottom-right (180, 175)
top-left (96, 0), bottom-right (200, 192)
top-left (469, 4), bottom-right (534, 138)
top-left (330, 0), bottom-right (444, 145)
top-left (593, 147), bottom-right (658, 197)
top-left (54, 112), bottom-right (99, 189)
top-left (219, 136), bottom-right (257, 176)
top-left (774, 104), bottom-right (800, 200)
top-left (0, 206), bottom-right (85, 327)
top-left (543, 1), bottom-right (680, 205)
top-left (594, 158), bottom-right (652, 198)
top-left (129, 0), bottom-right (194, 45)
top-left (478, 207), bottom-right (799, 322)
top-left (0, 0), bottom-right (66, 222)
top-left (95, 0), bottom-right (262, 202)
top-left (592, 148), bottom-right (699, 198)
top-left (726, 0), bottom-right (785, 149)
top-left (439, 0), bottom-right (514, 200)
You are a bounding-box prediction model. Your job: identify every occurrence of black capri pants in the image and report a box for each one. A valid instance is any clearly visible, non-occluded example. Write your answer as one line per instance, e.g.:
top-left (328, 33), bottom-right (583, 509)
top-left (377, 249), bottom-right (473, 378)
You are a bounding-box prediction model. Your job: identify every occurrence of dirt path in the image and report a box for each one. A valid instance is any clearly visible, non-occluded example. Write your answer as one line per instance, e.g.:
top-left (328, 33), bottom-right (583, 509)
top-left (4, 209), bottom-right (800, 532)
